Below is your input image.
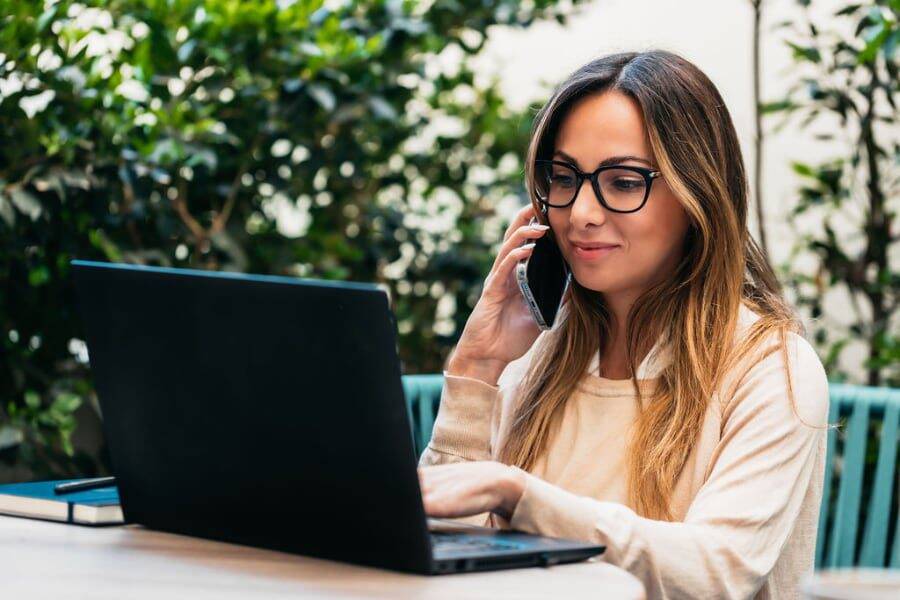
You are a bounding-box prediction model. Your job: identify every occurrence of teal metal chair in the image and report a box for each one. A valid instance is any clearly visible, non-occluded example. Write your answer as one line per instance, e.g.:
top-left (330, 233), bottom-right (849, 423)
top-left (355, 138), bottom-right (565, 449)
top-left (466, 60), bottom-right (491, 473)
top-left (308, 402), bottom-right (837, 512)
top-left (401, 374), bottom-right (444, 457)
top-left (816, 383), bottom-right (900, 569)
top-left (402, 375), bottom-right (900, 569)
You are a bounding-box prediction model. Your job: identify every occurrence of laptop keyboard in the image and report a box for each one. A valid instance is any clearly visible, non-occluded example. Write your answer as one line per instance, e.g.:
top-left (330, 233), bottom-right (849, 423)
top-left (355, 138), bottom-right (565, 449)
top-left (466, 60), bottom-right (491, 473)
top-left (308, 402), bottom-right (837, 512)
top-left (430, 532), bottom-right (526, 554)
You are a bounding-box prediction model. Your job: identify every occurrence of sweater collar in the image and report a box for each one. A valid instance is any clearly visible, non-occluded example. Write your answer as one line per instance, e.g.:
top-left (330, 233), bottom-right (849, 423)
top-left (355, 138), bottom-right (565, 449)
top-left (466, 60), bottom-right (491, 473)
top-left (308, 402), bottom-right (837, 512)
top-left (585, 303), bottom-right (761, 380)
top-left (586, 337), bottom-right (670, 380)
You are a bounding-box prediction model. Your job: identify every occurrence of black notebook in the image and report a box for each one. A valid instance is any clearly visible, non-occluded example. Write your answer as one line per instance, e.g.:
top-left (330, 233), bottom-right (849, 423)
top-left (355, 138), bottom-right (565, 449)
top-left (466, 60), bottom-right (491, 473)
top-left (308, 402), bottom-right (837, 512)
top-left (0, 479), bottom-right (123, 525)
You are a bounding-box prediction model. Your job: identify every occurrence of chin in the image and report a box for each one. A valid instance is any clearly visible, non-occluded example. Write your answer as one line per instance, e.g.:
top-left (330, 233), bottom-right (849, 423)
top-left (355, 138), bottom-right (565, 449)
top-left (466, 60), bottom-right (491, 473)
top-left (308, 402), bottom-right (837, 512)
top-left (571, 271), bottom-right (618, 294)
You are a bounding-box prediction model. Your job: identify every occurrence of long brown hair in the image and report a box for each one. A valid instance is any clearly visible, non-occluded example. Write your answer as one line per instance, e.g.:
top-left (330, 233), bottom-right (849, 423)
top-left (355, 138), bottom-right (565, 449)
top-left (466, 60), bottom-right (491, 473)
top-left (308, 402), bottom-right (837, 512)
top-left (498, 50), bottom-right (804, 520)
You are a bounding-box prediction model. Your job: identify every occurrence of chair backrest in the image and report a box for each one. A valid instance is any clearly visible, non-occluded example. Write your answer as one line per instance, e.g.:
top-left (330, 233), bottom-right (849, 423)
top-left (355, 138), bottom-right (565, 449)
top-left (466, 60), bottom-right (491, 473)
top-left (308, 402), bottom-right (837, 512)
top-left (402, 374), bottom-right (900, 568)
top-left (400, 374), bottom-right (444, 457)
top-left (817, 383), bottom-right (900, 570)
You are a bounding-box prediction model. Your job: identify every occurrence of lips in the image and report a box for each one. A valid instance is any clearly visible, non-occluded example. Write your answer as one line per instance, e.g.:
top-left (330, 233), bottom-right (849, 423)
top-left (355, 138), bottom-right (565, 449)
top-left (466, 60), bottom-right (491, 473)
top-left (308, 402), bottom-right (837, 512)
top-left (571, 241), bottom-right (619, 250)
top-left (571, 240), bottom-right (620, 261)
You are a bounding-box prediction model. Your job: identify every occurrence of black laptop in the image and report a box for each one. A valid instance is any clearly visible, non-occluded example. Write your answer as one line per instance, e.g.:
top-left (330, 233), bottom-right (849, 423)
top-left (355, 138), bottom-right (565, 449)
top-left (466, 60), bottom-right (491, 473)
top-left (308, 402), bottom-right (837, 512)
top-left (71, 260), bottom-right (604, 574)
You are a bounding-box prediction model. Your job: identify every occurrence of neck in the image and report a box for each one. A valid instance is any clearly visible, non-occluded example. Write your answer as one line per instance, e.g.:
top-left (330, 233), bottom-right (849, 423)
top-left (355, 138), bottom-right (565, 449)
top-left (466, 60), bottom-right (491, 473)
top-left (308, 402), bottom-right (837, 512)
top-left (603, 286), bottom-right (647, 341)
top-left (598, 289), bottom-right (642, 380)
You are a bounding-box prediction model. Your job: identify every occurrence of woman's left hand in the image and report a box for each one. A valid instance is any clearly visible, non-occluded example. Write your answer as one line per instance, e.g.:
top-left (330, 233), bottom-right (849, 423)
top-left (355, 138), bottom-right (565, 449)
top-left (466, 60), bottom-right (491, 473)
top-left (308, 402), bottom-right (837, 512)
top-left (417, 461), bottom-right (526, 521)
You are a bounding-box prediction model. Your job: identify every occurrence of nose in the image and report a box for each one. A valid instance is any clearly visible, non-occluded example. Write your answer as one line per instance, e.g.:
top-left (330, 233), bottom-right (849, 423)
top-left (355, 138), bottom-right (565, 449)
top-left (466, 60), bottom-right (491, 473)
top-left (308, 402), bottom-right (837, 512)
top-left (569, 178), bottom-right (609, 228)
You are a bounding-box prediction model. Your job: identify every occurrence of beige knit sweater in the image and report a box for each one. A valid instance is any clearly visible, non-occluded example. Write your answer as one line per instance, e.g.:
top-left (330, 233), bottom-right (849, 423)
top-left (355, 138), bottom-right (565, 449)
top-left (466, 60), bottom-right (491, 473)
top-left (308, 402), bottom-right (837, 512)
top-left (419, 304), bottom-right (829, 599)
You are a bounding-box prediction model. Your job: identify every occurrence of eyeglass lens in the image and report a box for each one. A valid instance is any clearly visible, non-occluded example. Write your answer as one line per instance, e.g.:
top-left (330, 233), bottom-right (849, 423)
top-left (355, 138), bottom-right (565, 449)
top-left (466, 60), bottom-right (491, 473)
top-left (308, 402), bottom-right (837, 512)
top-left (536, 163), bottom-right (649, 211)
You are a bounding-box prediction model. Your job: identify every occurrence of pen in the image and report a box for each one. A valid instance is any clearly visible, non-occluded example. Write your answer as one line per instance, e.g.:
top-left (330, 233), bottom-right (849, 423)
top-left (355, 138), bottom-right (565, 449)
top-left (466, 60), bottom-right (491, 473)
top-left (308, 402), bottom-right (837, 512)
top-left (54, 476), bottom-right (117, 495)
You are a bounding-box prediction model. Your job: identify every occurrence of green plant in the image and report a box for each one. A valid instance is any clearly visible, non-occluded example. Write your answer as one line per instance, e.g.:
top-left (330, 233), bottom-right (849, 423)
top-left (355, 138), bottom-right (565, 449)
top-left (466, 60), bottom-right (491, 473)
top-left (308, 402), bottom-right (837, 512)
top-left (0, 0), bottom-right (586, 480)
top-left (769, 0), bottom-right (899, 386)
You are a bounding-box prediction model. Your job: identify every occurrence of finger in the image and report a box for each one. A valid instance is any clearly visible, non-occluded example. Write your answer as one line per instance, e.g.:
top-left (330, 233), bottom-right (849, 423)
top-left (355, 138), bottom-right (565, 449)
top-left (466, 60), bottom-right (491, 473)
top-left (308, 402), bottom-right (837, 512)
top-left (484, 242), bottom-right (536, 298)
top-left (418, 467), bottom-right (437, 492)
top-left (501, 204), bottom-right (537, 241)
top-left (422, 488), bottom-right (495, 519)
top-left (490, 222), bottom-right (548, 273)
top-left (501, 203), bottom-right (538, 243)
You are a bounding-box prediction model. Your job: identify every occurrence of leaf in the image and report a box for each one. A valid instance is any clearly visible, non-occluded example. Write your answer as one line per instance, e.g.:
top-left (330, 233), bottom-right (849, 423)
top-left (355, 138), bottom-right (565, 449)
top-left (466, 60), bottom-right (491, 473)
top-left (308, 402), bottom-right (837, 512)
top-left (25, 391), bottom-right (41, 410)
top-left (60, 169), bottom-right (90, 190)
top-left (0, 425), bottom-right (23, 450)
top-left (149, 138), bottom-right (183, 165)
top-left (307, 84), bottom-right (335, 112)
top-left (283, 78), bottom-right (303, 93)
top-left (310, 7), bottom-right (331, 26)
top-left (185, 148), bottom-right (217, 171)
top-left (299, 42), bottom-right (323, 57)
top-left (28, 266), bottom-right (51, 287)
top-left (10, 188), bottom-right (42, 220)
top-left (786, 41), bottom-right (821, 63)
top-left (884, 29), bottom-right (899, 60)
top-left (53, 393), bottom-right (82, 414)
top-left (36, 5), bottom-right (59, 32)
top-left (792, 162), bottom-right (815, 178)
top-left (824, 339), bottom-right (849, 371)
top-left (368, 95), bottom-right (397, 120)
top-left (88, 229), bottom-right (123, 262)
top-left (858, 22), bottom-right (889, 63)
top-left (856, 12), bottom-right (875, 36)
top-left (0, 192), bottom-right (15, 227)
top-left (177, 39), bottom-right (197, 63)
top-left (835, 4), bottom-right (862, 17)
top-left (759, 99), bottom-right (797, 114)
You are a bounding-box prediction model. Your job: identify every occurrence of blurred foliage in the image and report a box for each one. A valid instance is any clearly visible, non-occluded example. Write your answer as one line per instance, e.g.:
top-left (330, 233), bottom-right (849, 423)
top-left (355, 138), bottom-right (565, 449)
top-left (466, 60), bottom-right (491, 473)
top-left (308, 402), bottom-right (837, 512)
top-left (0, 0), bottom-right (586, 480)
top-left (769, 0), bottom-right (899, 386)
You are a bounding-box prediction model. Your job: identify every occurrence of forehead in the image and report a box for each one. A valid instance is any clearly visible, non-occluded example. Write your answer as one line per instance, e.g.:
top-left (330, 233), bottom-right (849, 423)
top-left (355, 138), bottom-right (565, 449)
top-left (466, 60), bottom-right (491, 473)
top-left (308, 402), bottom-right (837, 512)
top-left (553, 91), bottom-right (651, 166)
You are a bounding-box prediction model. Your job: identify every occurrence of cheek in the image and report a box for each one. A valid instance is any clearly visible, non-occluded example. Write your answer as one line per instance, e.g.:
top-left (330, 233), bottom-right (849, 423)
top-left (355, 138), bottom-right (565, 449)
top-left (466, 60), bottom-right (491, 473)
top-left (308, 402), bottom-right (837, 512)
top-left (547, 215), bottom-right (578, 264)
top-left (652, 191), bottom-right (691, 248)
top-left (623, 212), bottom-right (674, 250)
top-left (621, 194), bottom-right (690, 273)
top-left (546, 210), bottom-right (565, 230)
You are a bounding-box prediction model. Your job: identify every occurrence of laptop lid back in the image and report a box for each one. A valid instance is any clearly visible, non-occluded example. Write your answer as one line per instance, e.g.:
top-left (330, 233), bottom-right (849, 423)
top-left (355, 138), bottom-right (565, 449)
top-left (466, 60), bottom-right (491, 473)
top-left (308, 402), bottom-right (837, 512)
top-left (71, 260), bottom-right (433, 573)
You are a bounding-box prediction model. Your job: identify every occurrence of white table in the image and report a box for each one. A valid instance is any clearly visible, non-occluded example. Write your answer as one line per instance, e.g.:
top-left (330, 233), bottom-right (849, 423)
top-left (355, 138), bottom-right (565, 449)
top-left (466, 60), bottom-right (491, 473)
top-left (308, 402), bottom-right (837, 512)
top-left (2, 515), bottom-right (645, 599)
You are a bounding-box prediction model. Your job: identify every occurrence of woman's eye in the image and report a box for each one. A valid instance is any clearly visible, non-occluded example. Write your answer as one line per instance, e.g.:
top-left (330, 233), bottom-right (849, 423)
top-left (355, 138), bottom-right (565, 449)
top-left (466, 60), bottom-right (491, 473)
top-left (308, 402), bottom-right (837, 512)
top-left (612, 178), bottom-right (644, 192)
top-left (551, 173), bottom-right (576, 187)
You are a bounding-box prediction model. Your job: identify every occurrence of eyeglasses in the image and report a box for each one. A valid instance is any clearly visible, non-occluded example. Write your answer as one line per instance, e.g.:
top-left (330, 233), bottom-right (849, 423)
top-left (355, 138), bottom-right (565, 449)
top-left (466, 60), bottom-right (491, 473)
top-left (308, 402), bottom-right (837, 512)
top-left (534, 159), bottom-right (662, 213)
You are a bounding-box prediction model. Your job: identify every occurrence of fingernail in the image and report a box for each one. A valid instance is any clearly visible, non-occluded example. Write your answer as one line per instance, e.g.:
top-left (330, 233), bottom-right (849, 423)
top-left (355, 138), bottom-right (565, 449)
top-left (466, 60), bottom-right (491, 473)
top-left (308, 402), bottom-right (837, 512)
top-left (531, 224), bottom-right (549, 230)
top-left (522, 242), bottom-right (536, 249)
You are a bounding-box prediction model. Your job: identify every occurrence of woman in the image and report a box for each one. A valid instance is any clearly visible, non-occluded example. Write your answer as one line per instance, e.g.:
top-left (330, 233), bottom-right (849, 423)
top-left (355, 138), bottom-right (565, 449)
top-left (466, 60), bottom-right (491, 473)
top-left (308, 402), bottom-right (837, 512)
top-left (417, 50), bottom-right (829, 599)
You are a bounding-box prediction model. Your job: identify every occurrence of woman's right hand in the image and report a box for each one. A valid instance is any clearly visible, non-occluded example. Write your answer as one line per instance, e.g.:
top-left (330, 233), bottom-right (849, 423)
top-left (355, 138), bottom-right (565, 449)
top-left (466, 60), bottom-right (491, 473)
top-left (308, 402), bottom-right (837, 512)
top-left (446, 204), bottom-right (551, 386)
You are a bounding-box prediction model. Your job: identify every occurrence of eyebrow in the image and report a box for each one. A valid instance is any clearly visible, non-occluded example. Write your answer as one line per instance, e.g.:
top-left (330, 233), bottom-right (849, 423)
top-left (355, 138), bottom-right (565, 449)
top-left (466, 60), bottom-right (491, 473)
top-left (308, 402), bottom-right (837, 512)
top-left (553, 150), bottom-right (653, 169)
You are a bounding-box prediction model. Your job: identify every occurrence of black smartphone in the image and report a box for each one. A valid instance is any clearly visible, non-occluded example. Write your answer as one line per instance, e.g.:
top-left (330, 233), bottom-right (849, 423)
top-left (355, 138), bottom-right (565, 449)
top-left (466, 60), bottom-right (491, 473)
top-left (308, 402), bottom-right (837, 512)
top-left (515, 218), bottom-right (571, 330)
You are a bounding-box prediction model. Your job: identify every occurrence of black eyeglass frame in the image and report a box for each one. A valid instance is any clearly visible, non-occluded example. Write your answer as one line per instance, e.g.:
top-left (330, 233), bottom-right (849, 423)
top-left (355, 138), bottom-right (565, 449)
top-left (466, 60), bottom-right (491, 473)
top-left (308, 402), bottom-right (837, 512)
top-left (534, 159), bottom-right (662, 213)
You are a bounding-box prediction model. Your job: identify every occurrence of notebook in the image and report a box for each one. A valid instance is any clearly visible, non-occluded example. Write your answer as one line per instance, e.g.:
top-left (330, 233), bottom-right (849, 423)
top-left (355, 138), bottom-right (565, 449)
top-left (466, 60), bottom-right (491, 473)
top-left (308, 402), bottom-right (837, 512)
top-left (0, 479), bottom-right (124, 525)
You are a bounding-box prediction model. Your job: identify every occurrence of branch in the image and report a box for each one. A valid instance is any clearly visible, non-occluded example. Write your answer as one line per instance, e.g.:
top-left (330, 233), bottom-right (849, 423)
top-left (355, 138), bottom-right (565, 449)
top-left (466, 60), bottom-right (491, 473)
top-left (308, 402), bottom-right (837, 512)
top-left (118, 160), bottom-right (143, 248)
top-left (211, 162), bottom-right (244, 234)
top-left (210, 136), bottom-right (262, 234)
top-left (170, 177), bottom-right (207, 242)
top-left (845, 279), bottom-right (871, 339)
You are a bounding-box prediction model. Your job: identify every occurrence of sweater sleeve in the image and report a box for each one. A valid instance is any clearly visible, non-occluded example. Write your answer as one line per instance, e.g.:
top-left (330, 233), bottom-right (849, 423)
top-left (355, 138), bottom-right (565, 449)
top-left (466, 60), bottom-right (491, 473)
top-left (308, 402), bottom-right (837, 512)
top-left (417, 372), bottom-right (503, 527)
top-left (506, 333), bottom-right (830, 599)
top-left (418, 329), bottom-right (550, 467)
top-left (418, 372), bottom-right (500, 465)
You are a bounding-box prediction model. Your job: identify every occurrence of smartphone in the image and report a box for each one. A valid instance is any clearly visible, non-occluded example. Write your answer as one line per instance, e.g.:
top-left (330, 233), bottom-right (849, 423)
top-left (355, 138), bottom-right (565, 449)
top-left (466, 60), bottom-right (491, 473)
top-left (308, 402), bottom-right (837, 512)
top-left (515, 218), bottom-right (571, 330)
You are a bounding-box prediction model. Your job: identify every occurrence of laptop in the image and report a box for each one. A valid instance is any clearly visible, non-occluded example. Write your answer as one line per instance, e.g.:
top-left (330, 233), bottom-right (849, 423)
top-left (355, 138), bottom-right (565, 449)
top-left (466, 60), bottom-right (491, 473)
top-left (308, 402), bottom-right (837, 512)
top-left (71, 260), bottom-right (605, 574)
